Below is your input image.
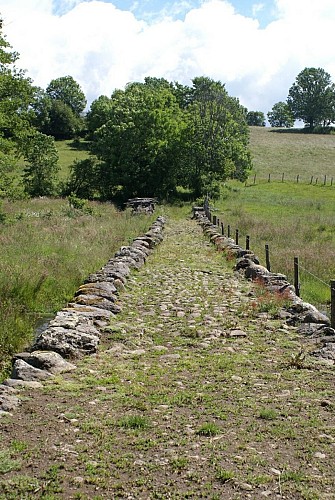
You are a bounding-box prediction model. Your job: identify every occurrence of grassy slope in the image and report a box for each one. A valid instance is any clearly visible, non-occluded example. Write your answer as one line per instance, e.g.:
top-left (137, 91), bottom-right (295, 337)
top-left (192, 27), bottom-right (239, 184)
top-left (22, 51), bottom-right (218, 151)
top-left (249, 127), bottom-right (335, 181)
top-left (219, 127), bottom-right (335, 310)
top-left (56, 139), bottom-right (90, 180)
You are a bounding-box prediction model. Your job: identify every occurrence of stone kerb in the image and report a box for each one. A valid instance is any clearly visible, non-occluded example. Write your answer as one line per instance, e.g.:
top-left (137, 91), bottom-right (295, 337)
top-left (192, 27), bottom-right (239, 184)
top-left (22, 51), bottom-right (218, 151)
top-left (193, 209), bottom-right (335, 363)
top-left (0, 216), bottom-right (166, 414)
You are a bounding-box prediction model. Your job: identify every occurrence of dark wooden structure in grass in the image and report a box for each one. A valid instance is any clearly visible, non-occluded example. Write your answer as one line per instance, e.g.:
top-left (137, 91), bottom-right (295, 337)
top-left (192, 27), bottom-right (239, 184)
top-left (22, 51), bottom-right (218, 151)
top-left (126, 197), bottom-right (157, 214)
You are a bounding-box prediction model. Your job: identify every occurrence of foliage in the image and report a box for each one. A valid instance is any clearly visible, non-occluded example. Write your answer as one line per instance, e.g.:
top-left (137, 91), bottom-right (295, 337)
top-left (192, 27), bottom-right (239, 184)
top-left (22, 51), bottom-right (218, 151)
top-left (21, 132), bottom-right (59, 196)
top-left (86, 95), bottom-right (113, 138)
top-left (246, 111), bottom-right (266, 126)
top-left (46, 75), bottom-right (87, 116)
top-left (66, 157), bottom-right (100, 199)
top-left (179, 77), bottom-right (251, 196)
top-left (287, 67), bottom-right (335, 129)
top-left (0, 22), bottom-right (37, 196)
top-left (87, 76), bottom-right (251, 201)
top-left (92, 80), bottom-right (184, 202)
top-left (32, 91), bottom-right (85, 139)
top-left (267, 101), bottom-right (294, 128)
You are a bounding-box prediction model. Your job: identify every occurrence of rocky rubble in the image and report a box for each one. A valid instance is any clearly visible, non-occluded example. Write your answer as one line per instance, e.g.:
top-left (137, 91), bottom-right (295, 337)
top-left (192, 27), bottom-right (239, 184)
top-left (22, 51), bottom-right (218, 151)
top-left (193, 209), bottom-right (335, 362)
top-left (0, 216), bottom-right (166, 413)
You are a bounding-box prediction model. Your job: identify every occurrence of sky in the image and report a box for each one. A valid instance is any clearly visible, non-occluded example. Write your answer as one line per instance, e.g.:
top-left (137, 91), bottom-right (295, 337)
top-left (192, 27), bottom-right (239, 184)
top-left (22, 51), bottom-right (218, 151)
top-left (1, 0), bottom-right (335, 116)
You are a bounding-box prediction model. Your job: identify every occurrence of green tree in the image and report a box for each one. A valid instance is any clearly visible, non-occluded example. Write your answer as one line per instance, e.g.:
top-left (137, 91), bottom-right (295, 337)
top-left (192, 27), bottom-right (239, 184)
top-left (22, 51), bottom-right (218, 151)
top-left (0, 19), bottom-right (38, 197)
top-left (267, 101), bottom-right (294, 128)
top-left (180, 77), bottom-right (251, 197)
top-left (86, 95), bottom-right (113, 138)
top-left (246, 111), bottom-right (266, 126)
top-left (92, 81), bottom-right (184, 202)
top-left (33, 83), bottom-right (85, 139)
top-left (287, 67), bottom-right (335, 129)
top-left (21, 132), bottom-right (59, 196)
top-left (66, 157), bottom-right (100, 199)
top-left (46, 75), bottom-right (86, 116)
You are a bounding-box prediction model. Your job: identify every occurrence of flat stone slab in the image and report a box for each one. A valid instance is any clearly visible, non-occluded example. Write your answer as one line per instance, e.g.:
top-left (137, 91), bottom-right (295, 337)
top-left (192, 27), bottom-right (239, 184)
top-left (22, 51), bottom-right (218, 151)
top-left (13, 351), bottom-right (77, 375)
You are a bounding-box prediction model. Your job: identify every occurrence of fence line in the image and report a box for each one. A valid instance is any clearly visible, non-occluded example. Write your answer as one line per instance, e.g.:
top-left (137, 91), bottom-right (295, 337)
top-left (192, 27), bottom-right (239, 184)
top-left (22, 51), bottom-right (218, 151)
top-left (249, 173), bottom-right (334, 186)
top-left (204, 205), bottom-right (335, 326)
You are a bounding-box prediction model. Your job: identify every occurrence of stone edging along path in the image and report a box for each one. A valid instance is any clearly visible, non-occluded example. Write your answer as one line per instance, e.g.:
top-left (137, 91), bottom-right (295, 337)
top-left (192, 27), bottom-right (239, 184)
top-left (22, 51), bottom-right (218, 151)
top-left (193, 209), bottom-right (335, 364)
top-left (0, 217), bottom-right (166, 414)
top-left (1, 210), bottom-right (334, 415)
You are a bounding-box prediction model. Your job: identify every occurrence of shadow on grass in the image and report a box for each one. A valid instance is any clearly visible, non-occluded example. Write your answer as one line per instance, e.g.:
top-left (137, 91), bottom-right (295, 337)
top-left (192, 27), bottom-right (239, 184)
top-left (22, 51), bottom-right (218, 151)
top-left (69, 139), bottom-right (91, 151)
top-left (270, 127), bottom-right (335, 135)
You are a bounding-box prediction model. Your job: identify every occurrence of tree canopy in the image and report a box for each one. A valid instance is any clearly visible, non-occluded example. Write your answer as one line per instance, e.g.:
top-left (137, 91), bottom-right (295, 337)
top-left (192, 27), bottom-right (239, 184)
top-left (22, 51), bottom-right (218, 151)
top-left (246, 111), bottom-right (266, 127)
top-left (267, 101), bottom-right (294, 128)
top-left (85, 76), bottom-right (251, 202)
top-left (46, 76), bottom-right (86, 116)
top-left (287, 67), bottom-right (335, 129)
top-left (33, 76), bottom-right (86, 139)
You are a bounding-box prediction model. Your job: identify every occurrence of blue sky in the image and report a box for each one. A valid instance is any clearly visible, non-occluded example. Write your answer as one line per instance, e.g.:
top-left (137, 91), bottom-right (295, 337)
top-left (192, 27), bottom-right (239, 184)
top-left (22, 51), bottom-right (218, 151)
top-left (52, 0), bottom-right (278, 27)
top-left (2, 0), bottom-right (335, 115)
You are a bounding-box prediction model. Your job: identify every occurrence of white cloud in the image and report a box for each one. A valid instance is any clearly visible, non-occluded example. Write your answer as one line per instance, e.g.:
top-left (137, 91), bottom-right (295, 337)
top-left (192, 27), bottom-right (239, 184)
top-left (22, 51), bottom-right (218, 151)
top-left (1, 0), bottom-right (335, 115)
top-left (252, 3), bottom-right (264, 17)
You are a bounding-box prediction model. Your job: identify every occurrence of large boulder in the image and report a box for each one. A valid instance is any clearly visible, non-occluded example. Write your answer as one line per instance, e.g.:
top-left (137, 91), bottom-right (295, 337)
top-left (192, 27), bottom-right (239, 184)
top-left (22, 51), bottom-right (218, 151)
top-left (32, 327), bottom-right (100, 358)
top-left (13, 351), bottom-right (76, 375)
top-left (11, 359), bottom-right (54, 382)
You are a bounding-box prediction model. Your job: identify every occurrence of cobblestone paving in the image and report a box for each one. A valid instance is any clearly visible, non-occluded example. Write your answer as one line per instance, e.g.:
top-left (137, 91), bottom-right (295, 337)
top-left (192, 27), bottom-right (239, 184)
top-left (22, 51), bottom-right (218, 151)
top-left (1, 217), bottom-right (335, 499)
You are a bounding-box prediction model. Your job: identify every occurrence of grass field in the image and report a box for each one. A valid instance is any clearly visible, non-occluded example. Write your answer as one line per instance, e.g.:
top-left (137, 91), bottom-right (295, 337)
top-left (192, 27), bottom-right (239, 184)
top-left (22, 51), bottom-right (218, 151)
top-left (217, 126), bottom-right (335, 311)
top-left (0, 196), bottom-right (154, 377)
top-left (249, 127), bottom-right (335, 182)
top-left (56, 139), bottom-right (90, 180)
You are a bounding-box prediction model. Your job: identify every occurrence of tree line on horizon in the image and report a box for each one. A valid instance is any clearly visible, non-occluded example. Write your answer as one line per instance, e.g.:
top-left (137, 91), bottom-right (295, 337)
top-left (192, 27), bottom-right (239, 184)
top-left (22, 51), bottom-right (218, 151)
top-left (247, 67), bottom-right (335, 129)
top-left (1, 18), bottom-right (335, 203)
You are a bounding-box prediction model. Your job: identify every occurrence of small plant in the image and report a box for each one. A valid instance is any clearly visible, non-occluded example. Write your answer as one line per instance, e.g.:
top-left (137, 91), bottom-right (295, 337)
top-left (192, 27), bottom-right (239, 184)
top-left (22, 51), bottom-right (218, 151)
top-left (0, 449), bottom-right (21, 474)
top-left (216, 468), bottom-right (235, 483)
top-left (170, 456), bottom-right (189, 471)
top-left (288, 349), bottom-right (306, 369)
top-left (68, 193), bottom-right (93, 215)
top-left (196, 422), bottom-right (220, 436)
top-left (258, 408), bottom-right (278, 420)
top-left (117, 415), bottom-right (149, 430)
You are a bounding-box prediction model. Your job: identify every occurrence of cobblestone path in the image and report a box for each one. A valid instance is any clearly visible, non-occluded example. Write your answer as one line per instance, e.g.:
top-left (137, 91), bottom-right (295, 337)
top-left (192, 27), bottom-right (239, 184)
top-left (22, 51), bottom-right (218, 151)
top-left (1, 217), bottom-right (335, 499)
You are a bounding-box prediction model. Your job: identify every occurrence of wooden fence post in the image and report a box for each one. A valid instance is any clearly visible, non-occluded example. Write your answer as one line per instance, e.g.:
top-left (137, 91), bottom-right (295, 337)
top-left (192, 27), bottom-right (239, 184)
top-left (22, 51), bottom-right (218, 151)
top-left (282, 173), bottom-right (284, 183)
top-left (235, 229), bottom-right (239, 245)
top-left (331, 177), bottom-right (333, 187)
top-left (268, 173), bottom-right (271, 183)
top-left (331, 280), bottom-right (335, 329)
top-left (212, 215), bottom-right (217, 225)
top-left (294, 257), bottom-right (300, 297)
top-left (221, 222), bottom-right (224, 235)
top-left (254, 174), bottom-right (256, 185)
top-left (265, 244), bottom-right (271, 272)
top-left (296, 174), bottom-right (299, 183)
top-left (246, 235), bottom-right (250, 250)
top-left (217, 218), bottom-right (220, 227)
top-left (324, 175), bottom-right (327, 186)
top-left (227, 225), bottom-right (231, 238)
top-left (310, 175), bottom-right (313, 184)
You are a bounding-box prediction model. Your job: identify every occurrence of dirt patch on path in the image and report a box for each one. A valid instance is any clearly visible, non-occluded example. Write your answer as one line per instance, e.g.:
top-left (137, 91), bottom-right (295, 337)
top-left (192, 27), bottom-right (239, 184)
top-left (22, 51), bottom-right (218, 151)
top-left (1, 217), bottom-right (334, 499)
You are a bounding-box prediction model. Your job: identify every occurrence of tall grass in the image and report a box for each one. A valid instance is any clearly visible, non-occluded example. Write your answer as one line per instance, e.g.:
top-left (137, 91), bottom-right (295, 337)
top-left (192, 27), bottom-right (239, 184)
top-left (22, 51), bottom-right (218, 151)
top-left (249, 127), bottom-right (335, 182)
top-left (0, 197), bottom-right (154, 376)
top-left (217, 179), bottom-right (335, 313)
top-left (215, 127), bottom-right (335, 313)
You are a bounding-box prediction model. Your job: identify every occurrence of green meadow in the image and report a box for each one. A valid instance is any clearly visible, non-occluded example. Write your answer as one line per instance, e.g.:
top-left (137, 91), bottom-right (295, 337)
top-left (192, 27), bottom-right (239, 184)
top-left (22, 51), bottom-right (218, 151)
top-left (218, 126), bottom-right (335, 310)
top-left (1, 129), bottom-right (335, 375)
top-left (0, 194), bottom-right (154, 377)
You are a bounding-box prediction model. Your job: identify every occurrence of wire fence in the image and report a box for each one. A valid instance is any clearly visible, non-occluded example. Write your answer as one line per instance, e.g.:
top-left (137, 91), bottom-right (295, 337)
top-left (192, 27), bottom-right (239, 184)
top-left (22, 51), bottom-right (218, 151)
top-left (205, 208), bottom-right (335, 327)
top-left (248, 173), bottom-right (334, 186)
